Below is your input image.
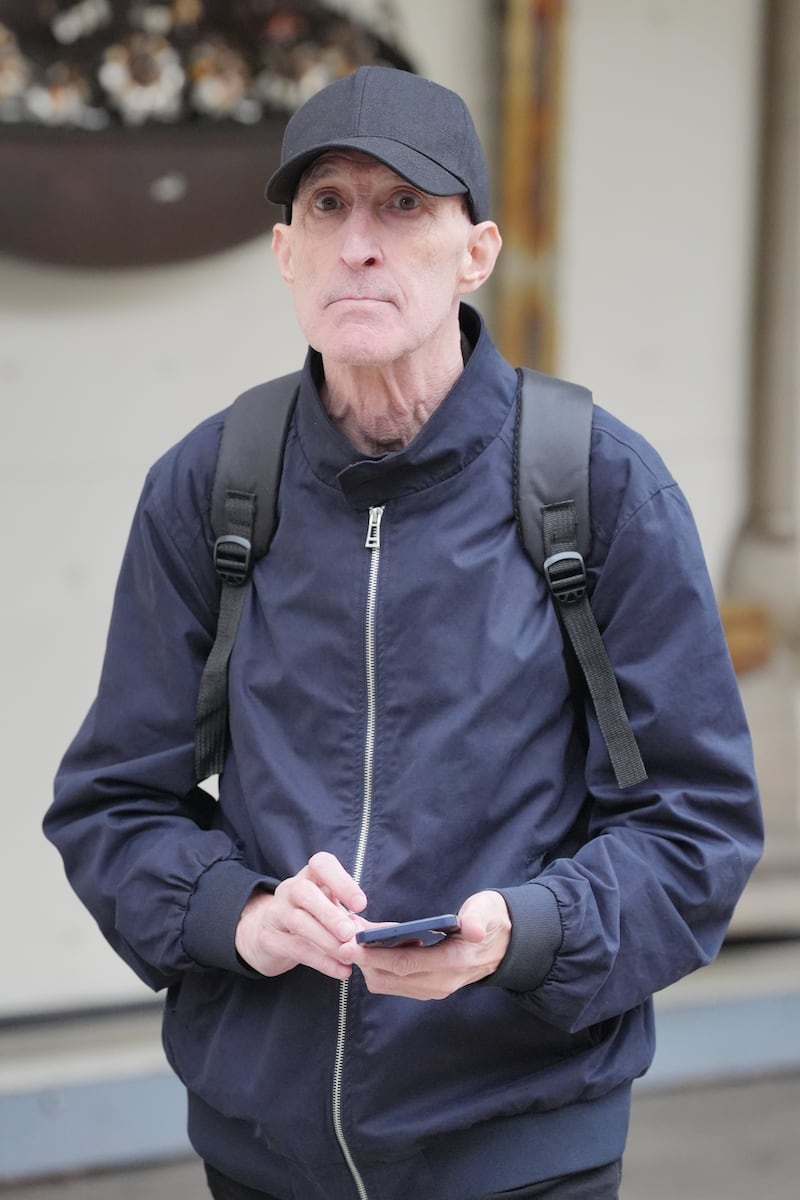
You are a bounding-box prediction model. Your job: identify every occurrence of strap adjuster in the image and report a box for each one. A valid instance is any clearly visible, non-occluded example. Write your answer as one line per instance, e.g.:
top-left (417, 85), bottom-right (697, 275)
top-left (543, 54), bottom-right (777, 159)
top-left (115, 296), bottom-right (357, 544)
top-left (213, 534), bottom-right (252, 586)
top-left (543, 550), bottom-right (587, 606)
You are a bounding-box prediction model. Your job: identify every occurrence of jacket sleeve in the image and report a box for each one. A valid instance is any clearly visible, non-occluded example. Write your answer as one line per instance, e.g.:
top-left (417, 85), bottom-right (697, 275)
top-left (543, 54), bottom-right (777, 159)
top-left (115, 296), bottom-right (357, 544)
top-left (489, 471), bottom-right (763, 1030)
top-left (44, 425), bottom-right (274, 991)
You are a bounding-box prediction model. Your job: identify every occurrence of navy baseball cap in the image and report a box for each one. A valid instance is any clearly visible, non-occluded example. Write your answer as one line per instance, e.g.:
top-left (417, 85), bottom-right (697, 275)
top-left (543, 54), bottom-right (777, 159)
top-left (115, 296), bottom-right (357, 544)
top-left (266, 66), bottom-right (490, 223)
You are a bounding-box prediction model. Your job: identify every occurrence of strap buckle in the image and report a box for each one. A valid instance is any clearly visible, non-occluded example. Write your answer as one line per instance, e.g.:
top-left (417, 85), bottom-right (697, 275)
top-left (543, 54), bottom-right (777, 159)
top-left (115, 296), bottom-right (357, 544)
top-left (213, 534), bottom-right (252, 586)
top-left (543, 550), bottom-right (587, 606)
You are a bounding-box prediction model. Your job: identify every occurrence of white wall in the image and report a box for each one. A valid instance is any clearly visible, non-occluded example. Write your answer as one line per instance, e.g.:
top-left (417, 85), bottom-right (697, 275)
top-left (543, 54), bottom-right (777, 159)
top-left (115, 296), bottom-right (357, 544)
top-left (559, 0), bottom-right (763, 583)
top-left (1, 0), bottom-right (762, 1016)
top-left (1, 244), bottom-right (303, 1016)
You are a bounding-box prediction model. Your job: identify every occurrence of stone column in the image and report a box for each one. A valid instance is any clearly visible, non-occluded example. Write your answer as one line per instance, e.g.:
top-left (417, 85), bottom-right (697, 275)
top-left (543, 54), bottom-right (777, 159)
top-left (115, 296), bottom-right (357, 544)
top-left (727, 0), bottom-right (800, 935)
top-left (728, 0), bottom-right (800, 638)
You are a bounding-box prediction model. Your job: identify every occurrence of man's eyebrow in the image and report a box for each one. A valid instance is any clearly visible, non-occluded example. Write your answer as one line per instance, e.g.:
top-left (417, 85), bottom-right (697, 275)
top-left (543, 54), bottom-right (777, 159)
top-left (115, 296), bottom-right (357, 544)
top-left (301, 162), bottom-right (338, 186)
top-left (299, 156), bottom-right (361, 188)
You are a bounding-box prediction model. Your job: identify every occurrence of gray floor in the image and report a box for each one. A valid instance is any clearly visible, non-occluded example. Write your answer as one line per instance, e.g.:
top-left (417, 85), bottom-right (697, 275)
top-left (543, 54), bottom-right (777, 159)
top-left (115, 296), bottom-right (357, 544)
top-left (1, 1072), bottom-right (797, 1200)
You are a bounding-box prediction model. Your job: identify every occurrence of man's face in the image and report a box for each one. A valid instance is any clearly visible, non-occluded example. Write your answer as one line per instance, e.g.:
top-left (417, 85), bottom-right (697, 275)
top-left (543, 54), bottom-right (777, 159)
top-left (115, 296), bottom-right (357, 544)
top-left (272, 152), bottom-right (488, 370)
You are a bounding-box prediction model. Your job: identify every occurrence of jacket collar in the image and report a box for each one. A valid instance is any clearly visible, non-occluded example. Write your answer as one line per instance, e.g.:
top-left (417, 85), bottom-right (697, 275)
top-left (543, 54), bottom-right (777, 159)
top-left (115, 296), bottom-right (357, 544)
top-left (293, 304), bottom-right (518, 511)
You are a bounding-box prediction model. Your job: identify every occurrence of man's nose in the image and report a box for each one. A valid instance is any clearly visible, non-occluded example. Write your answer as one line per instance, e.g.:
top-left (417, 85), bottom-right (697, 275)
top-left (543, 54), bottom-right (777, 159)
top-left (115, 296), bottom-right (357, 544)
top-left (340, 209), bottom-right (382, 268)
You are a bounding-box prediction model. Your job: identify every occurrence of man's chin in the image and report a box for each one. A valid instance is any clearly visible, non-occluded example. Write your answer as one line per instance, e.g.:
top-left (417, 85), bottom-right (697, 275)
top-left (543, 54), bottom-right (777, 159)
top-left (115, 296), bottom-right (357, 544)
top-left (319, 334), bottom-right (406, 370)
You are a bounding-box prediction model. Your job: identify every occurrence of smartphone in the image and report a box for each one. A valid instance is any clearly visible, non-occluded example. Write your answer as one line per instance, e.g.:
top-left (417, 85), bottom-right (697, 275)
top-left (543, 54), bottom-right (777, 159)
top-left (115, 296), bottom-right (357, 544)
top-left (355, 914), bottom-right (461, 948)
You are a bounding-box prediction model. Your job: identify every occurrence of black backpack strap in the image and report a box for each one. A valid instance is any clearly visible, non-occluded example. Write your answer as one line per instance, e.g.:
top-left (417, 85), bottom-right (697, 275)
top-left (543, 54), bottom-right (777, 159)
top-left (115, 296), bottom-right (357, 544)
top-left (194, 371), bottom-right (301, 782)
top-left (516, 367), bottom-right (647, 789)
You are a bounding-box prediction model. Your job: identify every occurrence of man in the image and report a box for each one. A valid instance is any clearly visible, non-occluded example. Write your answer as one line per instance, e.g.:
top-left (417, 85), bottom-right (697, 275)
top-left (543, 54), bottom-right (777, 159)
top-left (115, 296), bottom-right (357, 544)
top-left (45, 67), bottom-right (762, 1200)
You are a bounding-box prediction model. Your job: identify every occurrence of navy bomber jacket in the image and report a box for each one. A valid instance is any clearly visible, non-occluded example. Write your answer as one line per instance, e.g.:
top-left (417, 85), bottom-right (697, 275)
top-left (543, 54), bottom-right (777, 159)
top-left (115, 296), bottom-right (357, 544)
top-left (46, 305), bottom-right (762, 1199)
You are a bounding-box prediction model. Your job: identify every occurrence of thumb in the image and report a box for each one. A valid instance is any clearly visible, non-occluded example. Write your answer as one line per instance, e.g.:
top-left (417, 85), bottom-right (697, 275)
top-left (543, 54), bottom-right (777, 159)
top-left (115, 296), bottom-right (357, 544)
top-left (457, 891), bottom-right (509, 943)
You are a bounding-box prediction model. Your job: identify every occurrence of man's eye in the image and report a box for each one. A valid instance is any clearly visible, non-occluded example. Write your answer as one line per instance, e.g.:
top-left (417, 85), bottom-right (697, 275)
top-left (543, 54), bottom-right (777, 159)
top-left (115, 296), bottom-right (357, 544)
top-left (314, 193), bottom-right (341, 211)
top-left (393, 193), bottom-right (421, 211)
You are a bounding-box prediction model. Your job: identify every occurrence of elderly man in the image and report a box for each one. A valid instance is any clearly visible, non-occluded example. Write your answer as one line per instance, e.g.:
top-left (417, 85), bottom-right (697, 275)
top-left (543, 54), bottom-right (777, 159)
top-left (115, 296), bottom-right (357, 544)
top-left (46, 67), bottom-right (761, 1200)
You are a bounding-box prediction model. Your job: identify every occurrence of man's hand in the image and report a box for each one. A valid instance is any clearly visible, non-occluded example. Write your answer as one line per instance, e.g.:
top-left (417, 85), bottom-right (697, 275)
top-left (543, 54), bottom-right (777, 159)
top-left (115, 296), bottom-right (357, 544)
top-left (353, 890), bottom-right (512, 1001)
top-left (235, 851), bottom-right (366, 980)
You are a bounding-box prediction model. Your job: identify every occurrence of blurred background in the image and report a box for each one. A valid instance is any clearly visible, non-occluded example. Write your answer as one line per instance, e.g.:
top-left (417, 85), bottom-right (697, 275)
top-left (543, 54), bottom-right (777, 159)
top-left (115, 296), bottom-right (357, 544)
top-left (1, 0), bottom-right (798, 1195)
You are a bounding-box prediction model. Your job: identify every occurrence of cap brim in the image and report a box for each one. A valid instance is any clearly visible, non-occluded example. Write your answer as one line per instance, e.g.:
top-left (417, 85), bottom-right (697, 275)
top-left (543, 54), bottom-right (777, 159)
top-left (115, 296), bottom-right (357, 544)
top-left (265, 137), bottom-right (469, 206)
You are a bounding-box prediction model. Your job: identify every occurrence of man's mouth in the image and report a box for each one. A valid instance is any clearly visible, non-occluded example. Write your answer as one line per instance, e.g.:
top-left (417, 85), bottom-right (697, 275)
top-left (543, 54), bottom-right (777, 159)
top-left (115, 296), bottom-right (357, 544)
top-left (331, 295), bottom-right (388, 303)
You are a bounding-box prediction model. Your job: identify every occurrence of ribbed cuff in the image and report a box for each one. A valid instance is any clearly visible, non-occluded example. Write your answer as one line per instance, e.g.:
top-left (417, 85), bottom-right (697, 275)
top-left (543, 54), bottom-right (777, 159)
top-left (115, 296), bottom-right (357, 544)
top-left (181, 858), bottom-right (278, 974)
top-left (486, 882), bottom-right (563, 993)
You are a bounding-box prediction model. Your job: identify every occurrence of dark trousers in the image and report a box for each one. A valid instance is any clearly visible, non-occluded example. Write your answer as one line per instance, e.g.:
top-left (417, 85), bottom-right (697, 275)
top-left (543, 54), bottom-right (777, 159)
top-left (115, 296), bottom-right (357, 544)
top-left (205, 1158), bottom-right (622, 1199)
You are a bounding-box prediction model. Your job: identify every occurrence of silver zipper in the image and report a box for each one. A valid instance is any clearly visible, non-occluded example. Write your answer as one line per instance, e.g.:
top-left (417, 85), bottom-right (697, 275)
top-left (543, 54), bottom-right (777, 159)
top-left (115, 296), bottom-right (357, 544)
top-left (331, 504), bottom-right (384, 1200)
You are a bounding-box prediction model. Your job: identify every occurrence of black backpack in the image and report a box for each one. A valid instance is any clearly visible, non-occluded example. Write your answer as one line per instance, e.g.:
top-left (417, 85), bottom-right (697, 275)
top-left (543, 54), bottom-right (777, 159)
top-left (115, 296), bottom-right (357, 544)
top-left (194, 368), bottom-right (647, 790)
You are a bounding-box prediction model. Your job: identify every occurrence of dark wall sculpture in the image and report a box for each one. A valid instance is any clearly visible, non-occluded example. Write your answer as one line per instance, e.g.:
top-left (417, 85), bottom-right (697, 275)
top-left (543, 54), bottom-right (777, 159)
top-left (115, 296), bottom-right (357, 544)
top-left (0, 2), bottom-right (413, 267)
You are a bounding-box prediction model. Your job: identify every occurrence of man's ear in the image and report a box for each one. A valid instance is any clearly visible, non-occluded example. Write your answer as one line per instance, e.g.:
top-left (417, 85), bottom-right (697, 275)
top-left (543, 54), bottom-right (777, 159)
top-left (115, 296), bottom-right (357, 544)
top-left (272, 223), bottom-right (294, 286)
top-left (458, 221), bottom-right (503, 296)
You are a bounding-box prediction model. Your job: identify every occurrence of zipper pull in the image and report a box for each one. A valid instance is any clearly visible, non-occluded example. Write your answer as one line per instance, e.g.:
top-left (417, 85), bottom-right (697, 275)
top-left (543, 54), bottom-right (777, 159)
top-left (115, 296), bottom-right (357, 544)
top-left (365, 505), bottom-right (384, 550)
